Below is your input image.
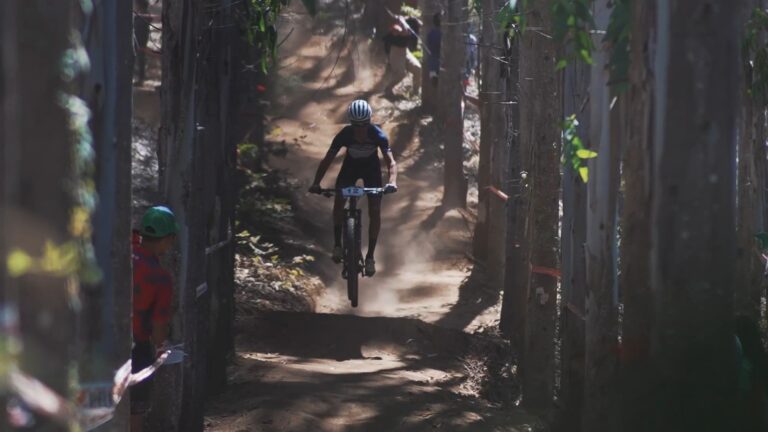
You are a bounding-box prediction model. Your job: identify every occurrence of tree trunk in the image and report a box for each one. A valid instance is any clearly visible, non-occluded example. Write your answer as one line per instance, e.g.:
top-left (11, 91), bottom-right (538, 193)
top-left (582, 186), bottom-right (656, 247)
top-left (557, 57), bottom-right (590, 432)
top-left (474, 0), bottom-right (508, 289)
top-left (0, 2), bottom-right (17, 430)
top-left (3, 3), bottom-right (77, 431)
top-left (154, 1), bottom-right (241, 429)
top-left (439, 0), bottom-right (468, 209)
top-left (650, 1), bottom-right (740, 430)
top-left (582, 1), bottom-right (620, 430)
top-left (78, 0), bottom-right (135, 428)
top-left (620, 1), bottom-right (655, 431)
top-left (420, 0), bottom-right (438, 114)
top-left (520, 0), bottom-right (561, 411)
top-left (499, 36), bottom-right (529, 350)
top-left (735, 1), bottom-right (764, 319)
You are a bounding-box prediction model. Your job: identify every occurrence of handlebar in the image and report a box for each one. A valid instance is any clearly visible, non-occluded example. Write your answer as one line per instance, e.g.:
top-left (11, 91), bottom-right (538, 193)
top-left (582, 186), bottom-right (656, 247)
top-left (311, 186), bottom-right (395, 198)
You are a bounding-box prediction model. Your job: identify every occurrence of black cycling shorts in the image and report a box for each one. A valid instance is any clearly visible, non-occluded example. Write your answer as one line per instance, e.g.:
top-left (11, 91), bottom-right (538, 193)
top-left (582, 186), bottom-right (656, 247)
top-left (335, 156), bottom-right (382, 188)
top-left (130, 341), bottom-right (155, 415)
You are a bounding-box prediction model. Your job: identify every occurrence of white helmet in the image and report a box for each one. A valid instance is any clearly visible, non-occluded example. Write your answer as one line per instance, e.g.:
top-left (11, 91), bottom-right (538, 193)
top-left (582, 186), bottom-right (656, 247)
top-left (348, 99), bottom-right (372, 123)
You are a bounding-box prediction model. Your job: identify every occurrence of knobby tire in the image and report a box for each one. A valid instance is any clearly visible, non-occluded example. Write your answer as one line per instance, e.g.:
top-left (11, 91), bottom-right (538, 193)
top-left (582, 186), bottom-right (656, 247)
top-left (345, 216), bottom-right (359, 307)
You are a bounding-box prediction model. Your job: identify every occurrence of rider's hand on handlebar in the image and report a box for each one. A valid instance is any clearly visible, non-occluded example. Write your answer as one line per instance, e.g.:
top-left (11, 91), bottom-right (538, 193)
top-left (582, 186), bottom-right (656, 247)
top-left (309, 184), bottom-right (322, 194)
top-left (384, 183), bottom-right (398, 194)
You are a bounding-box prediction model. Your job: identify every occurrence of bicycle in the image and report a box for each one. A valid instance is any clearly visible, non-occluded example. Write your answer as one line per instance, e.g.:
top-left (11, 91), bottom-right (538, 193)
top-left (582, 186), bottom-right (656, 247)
top-left (312, 186), bottom-right (393, 307)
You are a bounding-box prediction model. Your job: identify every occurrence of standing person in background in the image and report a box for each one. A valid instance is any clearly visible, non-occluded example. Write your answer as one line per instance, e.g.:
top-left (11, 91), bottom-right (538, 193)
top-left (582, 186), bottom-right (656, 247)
top-left (131, 206), bottom-right (178, 431)
top-left (382, 17), bottom-right (422, 97)
top-left (133, 0), bottom-right (150, 84)
top-left (463, 32), bottom-right (478, 91)
top-left (426, 13), bottom-right (442, 88)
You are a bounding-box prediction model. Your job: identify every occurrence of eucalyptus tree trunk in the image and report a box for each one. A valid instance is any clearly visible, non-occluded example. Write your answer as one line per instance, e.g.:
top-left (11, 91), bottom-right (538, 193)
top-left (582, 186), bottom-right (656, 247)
top-left (582, 1), bottom-right (620, 430)
top-left (474, 0), bottom-right (508, 289)
top-left (557, 57), bottom-right (590, 432)
top-left (735, 1), bottom-right (764, 320)
top-left (420, 0), bottom-right (438, 114)
top-left (0, 3), bottom-right (10, 427)
top-left (2, 3), bottom-right (77, 431)
top-left (499, 36), bottom-right (529, 350)
top-left (650, 0), bottom-right (741, 429)
top-left (439, 0), bottom-right (468, 209)
top-left (620, 1), bottom-right (655, 431)
top-left (520, 0), bottom-right (561, 410)
top-left (78, 1), bottom-right (134, 428)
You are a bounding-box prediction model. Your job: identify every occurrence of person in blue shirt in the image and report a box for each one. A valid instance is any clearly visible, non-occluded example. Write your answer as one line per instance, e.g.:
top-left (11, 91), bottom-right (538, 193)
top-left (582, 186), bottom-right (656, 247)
top-left (426, 13), bottom-right (442, 88)
top-left (464, 33), bottom-right (478, 88)
top-left (309, 100), bottom-right (398, 276)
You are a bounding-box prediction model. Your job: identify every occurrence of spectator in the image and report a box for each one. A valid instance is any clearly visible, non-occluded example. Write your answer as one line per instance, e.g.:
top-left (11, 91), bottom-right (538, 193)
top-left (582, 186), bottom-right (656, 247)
top-left (133, 0), bottom-right (150, 84)
top-left (426, 13), bottom-right (442, 88)
top-left (131, 206), bottom-right (179, 432)
top-left (382, 18), bottom-right (422, 97)
top-left (464, 33), bottom-right (478, 89)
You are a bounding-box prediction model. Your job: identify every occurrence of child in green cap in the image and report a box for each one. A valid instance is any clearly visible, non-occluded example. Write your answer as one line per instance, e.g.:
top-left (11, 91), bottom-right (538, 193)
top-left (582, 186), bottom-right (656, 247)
top-left (131, 206), bottom-right (179, 431)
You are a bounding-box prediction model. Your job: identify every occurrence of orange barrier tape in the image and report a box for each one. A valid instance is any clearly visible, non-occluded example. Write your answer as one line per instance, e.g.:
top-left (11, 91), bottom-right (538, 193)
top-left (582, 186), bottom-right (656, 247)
top-left (486, 185), bottom-right (509, 202)
top-left (530, 265), bottom-right (561, 279)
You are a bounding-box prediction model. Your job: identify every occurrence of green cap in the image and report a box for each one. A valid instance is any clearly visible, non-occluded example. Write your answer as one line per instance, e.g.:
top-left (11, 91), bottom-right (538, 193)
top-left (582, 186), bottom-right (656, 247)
top-left (140, 206), bottom-right (180, 238)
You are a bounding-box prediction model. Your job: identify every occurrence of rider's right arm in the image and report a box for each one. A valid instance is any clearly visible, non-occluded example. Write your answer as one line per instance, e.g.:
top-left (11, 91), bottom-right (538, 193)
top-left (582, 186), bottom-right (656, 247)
top-left (312, 129), bottom-right (346, 185)
top-left (312, 152), bottom-right (336, 185)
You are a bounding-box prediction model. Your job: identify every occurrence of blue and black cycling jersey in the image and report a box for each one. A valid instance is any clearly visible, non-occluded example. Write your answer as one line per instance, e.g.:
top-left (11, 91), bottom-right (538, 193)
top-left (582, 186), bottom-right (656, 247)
top-left (329, 124), bottom-right (391, 188)
top-left (329, 124), bottom-right (391, 159)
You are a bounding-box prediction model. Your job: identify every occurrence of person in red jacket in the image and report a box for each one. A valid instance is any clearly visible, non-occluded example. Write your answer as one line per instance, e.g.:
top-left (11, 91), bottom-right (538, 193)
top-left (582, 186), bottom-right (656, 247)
top-left (131, 206), bottom-right (178, 431)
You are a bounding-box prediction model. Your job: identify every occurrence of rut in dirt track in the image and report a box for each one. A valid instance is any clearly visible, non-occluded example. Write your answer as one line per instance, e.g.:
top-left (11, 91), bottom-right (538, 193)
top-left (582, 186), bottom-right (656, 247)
top-left (204, 4), bottom-right (541, 432)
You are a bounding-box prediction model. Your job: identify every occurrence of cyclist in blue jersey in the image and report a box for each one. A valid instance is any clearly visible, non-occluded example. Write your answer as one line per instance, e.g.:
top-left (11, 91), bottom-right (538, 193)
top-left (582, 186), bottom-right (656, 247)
top-left (309, 100), bottom-right (398, 276)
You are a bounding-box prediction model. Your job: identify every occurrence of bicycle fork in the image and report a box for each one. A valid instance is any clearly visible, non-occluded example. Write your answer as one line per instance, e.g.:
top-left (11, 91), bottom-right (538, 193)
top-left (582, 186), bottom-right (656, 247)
top-left (354, 208), bottom-right (363, 272)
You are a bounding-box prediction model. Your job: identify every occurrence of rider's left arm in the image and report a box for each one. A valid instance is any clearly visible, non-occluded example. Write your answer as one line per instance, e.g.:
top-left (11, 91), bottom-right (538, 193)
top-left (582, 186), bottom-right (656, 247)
top-left (383, 150), bottom-right (397, 186)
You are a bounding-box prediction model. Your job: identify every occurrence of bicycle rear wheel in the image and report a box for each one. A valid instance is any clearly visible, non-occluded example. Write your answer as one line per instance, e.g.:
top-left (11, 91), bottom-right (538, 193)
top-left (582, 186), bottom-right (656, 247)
top-left (344, 216), bottom-right (359, 307)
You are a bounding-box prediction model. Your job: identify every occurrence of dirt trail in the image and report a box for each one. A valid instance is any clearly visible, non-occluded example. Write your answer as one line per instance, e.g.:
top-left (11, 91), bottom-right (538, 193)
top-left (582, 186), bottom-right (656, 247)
top-left (205, 6), bottom-right (538, 432)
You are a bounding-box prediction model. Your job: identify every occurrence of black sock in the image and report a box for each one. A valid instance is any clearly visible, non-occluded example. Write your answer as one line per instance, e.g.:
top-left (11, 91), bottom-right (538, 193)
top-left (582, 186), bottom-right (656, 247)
top-left (334, 225), bottom-right (342, 247)
top-left (366, 238), bottom-right (377, 260)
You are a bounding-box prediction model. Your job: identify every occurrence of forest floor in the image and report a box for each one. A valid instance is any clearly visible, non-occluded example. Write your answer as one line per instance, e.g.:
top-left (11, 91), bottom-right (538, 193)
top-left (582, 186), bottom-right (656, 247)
top-left (203, 5), bottom-right (542, 432)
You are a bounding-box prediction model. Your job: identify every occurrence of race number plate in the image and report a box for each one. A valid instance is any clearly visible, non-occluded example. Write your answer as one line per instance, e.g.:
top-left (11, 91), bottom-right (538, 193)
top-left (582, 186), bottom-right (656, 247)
top-left (341, 187), bottom-right (365, 197)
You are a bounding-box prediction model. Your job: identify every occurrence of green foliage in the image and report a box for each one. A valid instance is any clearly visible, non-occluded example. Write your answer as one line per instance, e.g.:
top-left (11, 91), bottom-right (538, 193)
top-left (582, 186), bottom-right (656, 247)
top-left (561, 114), bottom-right (597, 183)
top-left (58, 27), bottom-right (102, 286)
top-left (401, 4), bottom-right (421, 18)
top-left (551, 0), bottom-right (595, 68)
top-left (470, 0), bottom-right (482, 20)
top-left (498, 0), bottom-right (526, 32)
top-left (497, 0), bottom-right (630, 90)
top-left (604, 0), bottom-right (630, 92)
top-left (744, 8), bottom-right (768, 106)
top-left (241, 0), bottom-right (317, 73)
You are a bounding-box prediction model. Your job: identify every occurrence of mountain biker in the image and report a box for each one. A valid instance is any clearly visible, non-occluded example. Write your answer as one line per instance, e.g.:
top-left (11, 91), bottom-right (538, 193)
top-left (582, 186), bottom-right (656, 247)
top-left (131, 205), bottom-right (178, 432)
top-left (309, 100), bottom-right (398, 277)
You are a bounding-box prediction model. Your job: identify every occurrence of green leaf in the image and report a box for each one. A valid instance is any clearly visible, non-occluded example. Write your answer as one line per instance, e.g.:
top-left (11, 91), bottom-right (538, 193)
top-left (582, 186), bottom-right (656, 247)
top-left (576, 149), bottom-right (598, 159)
top-left (579, 166), bottom-right (589, 183)
top-left (7, 250), bottom-right (33, 278)
top-left (579, 48), bottom-right (592, 64)
top-left (556, 59), bottom-right (568, 70)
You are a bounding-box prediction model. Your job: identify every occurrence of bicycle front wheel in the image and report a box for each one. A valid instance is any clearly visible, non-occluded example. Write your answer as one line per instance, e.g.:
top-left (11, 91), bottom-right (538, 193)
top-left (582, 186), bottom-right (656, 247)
top-left (344, 216), bottom-right (359, 307)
